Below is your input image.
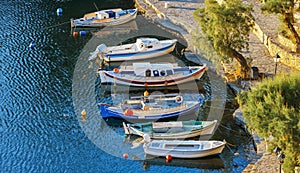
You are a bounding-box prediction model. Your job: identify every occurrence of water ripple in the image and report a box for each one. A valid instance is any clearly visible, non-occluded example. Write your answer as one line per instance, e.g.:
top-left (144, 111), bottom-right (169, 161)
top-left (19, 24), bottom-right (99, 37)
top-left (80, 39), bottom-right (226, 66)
top-left (0, 0), bottom-right (253, 172)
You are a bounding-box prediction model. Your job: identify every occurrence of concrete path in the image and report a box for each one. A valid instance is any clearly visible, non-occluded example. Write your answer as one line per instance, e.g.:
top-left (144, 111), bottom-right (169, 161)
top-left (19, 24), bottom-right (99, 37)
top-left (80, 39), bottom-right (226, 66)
top-left (243, 0), bottom-right (292, 76)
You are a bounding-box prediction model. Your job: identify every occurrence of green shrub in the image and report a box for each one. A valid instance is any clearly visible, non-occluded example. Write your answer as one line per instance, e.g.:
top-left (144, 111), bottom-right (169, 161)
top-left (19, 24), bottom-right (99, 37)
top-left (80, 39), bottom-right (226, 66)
top-left (237, 72), bottom-right (300, 172)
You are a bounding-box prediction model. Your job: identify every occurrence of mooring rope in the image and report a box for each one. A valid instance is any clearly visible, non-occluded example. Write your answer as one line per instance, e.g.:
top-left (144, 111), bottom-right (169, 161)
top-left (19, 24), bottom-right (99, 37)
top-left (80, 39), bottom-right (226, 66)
top-left (41, 21), bottom-right (71, 30)
top-left (224, 140), bottom-right (234, 153)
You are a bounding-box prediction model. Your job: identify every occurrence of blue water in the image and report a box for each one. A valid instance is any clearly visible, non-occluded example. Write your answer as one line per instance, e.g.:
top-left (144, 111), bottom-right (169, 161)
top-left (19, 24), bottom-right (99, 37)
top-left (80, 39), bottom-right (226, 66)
top-left (0, 0), bottom-right (256, 172)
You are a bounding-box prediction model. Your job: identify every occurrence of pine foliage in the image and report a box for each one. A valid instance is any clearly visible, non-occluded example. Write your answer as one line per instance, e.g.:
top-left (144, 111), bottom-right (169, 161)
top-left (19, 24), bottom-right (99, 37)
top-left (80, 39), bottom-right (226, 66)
top-left (237, 72), bottom-right (300, 172)
top-left (193, 0), bottom-right (254, 78)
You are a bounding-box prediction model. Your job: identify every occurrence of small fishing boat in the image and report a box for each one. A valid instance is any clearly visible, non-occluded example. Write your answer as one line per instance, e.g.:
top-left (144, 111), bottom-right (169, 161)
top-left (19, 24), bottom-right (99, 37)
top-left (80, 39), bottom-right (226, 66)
top-left (100, 93), bottom-right (203, 121)
top-left (71, 8), bottom-right (137, 28)
top-left (123, 120), bottom-right (218, 139)
top-left (143, 140), bottom-right (226, 158)
top-left (98, 62), bottom-right (208, 87)
top-left (89, 38), bottom-right (177, 62)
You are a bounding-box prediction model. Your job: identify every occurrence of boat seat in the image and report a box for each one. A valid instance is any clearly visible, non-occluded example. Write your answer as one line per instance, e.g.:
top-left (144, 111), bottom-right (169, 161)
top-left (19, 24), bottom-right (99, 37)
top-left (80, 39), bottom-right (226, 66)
top-left (152, 128), bottom-right (168, 133)
top-left (167, 127), bottom-right (184, 133)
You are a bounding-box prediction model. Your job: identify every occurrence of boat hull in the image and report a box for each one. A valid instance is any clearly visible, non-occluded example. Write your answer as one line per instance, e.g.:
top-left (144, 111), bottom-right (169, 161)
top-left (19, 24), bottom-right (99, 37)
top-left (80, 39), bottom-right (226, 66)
top-left (71, 9), bottom-right (137, 28)
top-left (98, 65), bottom-right (208, 87)
top-left (143, 140), bottom-right (226, 158)
top-left (125, 120), bottom-right (218, 139)
top-left (103, 41), bottom-right (176, 62)
top-left (100, 101), bottom-right (200, 121)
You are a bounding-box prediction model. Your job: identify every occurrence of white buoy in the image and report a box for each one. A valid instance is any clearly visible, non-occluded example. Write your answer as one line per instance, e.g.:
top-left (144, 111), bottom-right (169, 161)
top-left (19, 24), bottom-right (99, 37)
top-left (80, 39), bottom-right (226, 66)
top-left (29, 43), bottom-right (35, 49)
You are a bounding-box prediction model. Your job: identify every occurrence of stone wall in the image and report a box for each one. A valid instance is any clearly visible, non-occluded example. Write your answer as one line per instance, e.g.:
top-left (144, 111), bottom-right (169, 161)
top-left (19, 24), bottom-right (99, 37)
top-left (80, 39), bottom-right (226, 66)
top-left (253, 22), bottom-right (300, 70)
top-left (278, 34), bottom-right (296, 52)
top-left (217, 0), bottom-right (300, 71)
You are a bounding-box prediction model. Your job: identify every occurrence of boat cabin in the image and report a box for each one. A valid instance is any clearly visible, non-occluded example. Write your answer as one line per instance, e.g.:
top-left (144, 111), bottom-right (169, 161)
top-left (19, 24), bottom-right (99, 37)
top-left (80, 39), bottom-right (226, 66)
top-left (132, 63), bottom-right (174, 77)
top-left (135, 38), bottom-right (162, 51)
top-left (84, 11), bottom-right (106, 20)
top-left (84, 10), bottom-right (120, 20)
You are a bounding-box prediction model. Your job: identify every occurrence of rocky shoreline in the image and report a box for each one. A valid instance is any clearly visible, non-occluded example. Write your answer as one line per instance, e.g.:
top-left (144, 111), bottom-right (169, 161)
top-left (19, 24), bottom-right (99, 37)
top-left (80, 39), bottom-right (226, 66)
top-left (134, 0), bottom-right (295, 172)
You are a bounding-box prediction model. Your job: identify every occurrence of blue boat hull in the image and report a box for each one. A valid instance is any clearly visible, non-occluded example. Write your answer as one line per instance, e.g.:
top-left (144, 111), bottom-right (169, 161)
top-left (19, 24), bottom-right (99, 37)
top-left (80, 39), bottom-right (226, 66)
top-left (100, 102), bottom-right (200, 121)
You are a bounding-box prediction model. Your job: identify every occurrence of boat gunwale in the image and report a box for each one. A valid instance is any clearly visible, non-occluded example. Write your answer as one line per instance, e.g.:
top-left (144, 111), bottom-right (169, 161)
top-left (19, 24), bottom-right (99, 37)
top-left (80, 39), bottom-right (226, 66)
top-left (101, 101), bottom-right (200, 120)
top-left (146, 140), bottom-right (225, 152)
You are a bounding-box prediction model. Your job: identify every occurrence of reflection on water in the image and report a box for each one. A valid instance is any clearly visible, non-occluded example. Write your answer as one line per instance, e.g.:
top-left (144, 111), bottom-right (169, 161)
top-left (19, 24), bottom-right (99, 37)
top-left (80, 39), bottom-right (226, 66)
top-left (143, 155), bottom-right (225, 170)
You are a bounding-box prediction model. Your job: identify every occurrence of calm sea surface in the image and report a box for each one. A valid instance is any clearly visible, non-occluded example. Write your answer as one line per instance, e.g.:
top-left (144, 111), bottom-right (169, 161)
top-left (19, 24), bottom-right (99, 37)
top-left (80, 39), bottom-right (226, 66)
top-left (0, 0), bottom-right (256, 172)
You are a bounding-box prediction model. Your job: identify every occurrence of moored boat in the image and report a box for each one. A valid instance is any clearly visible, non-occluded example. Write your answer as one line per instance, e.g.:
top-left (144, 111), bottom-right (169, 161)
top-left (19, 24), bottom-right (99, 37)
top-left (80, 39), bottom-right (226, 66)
top-left (100, 93), bottom-right (203, 121)
top-left (71, 8), bottom-right (137, 28)
top-left (98, 62), bottom-right (208, 87)
top-left (123, 120), bottom-right (218, 139)
top-left (89, 38), bottom-right (177, 62)
top-left (143, 140), bottom-right (226, 158)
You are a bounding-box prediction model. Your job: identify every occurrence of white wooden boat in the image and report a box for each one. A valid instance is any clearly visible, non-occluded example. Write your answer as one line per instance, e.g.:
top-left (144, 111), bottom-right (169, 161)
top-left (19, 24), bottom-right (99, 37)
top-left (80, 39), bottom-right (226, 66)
top-left (143, 140), bottom-right (226, 158)
top-left (89, 38), bottom-right (177, 62)
top-left (100, 93), bottom-right (203, 121)
top-left (98, 62), bottom-right (208, 87)
top-left (71, 8), bottom-right (137, 28)
top-left (123, 120), bottom-right (218, 139)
